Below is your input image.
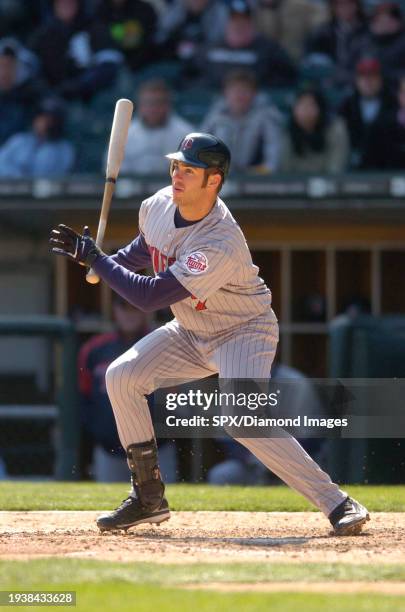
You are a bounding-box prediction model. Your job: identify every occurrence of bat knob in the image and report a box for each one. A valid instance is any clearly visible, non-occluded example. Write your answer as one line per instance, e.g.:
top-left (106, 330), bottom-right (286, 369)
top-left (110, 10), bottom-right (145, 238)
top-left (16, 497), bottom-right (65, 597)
top-left (86, 269), bottom-right (100, 284)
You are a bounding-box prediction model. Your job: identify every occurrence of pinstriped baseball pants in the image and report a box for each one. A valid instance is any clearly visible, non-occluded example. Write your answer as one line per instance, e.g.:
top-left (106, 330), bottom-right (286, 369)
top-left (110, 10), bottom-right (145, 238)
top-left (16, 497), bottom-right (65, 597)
top-left (105, 310), bottom-right (347, 516)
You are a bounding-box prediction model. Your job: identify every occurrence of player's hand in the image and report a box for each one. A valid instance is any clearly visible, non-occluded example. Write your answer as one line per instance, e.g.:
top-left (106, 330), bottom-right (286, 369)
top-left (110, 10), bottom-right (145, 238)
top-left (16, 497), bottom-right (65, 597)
top-left (49, 224), bottom-right (104, 267)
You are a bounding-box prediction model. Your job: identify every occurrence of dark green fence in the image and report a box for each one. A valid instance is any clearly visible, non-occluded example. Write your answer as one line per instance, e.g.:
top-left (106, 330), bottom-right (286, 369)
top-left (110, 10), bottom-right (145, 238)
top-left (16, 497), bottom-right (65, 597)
top-left (328, 315), bottom-right (405, 483)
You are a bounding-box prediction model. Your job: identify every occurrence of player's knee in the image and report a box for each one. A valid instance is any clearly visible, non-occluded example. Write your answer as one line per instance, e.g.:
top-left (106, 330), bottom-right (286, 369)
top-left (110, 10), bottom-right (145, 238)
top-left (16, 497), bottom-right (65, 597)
top-left (105, 360), bottom-right (119, 396)
top-left (105, 357), bottom-right (147, 396)
top-left (105, 358), bottom-right (131, 395)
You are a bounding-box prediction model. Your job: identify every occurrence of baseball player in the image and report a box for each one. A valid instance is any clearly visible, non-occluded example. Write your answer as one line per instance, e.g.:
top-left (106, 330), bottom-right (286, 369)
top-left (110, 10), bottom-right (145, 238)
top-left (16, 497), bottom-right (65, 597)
top-left (50, 132), bottom-right (370, 536)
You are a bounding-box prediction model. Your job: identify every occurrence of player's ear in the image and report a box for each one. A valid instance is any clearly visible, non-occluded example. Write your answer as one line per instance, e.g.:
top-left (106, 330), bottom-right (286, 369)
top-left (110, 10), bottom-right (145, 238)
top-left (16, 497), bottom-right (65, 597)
top-left (208, 171), bottom-right (221, 189)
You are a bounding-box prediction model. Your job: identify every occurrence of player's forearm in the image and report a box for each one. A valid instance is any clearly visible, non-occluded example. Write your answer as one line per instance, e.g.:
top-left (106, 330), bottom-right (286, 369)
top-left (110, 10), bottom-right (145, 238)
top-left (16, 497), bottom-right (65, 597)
top-left (92, 255), bottom-right (190, 311)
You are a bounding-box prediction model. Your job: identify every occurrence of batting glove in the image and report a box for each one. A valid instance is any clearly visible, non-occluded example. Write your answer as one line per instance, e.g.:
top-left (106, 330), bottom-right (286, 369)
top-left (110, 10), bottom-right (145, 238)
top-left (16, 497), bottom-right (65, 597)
top-left (50, 224), bottom-right (104, 267)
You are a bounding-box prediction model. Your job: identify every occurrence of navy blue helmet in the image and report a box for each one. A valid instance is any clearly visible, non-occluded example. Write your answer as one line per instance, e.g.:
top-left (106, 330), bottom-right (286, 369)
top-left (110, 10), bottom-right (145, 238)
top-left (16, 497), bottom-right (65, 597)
top-left (166, 132), bottom-right (231, 180)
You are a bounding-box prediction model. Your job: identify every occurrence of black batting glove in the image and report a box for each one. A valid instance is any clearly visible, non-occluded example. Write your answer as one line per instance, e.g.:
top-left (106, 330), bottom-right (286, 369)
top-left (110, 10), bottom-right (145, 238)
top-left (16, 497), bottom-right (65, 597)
top-left (50, 224), bottom-right (104, 267)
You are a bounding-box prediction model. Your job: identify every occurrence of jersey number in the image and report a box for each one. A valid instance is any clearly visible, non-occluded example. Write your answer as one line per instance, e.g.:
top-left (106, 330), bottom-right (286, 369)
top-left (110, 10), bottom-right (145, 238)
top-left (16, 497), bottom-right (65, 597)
top-left (148, 246), bottom-right (175, 273)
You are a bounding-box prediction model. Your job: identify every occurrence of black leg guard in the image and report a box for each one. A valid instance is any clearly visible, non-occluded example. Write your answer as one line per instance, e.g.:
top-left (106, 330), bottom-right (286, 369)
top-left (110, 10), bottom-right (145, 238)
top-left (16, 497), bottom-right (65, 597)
top-left (127, 439), bottom-right (165, 511)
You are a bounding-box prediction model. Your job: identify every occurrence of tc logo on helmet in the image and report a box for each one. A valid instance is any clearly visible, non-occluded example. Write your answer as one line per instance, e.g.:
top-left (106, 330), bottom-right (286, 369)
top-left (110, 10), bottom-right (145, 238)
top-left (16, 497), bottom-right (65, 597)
top-left (182, 138), bottom-right (194, 150)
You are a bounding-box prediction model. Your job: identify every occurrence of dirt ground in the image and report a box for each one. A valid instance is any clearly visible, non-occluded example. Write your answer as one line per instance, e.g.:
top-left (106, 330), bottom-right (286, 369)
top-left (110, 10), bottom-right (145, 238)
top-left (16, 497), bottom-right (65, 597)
top-left (0, 511), bottom-right (404, 568)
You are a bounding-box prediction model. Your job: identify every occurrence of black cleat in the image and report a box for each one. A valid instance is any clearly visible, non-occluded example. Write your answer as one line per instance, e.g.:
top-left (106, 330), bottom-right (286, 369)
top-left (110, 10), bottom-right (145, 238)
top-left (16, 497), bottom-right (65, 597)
top-left (329, 496), bottom-right (370, 536)
top-left (97, 496), bottom-right (170, 532)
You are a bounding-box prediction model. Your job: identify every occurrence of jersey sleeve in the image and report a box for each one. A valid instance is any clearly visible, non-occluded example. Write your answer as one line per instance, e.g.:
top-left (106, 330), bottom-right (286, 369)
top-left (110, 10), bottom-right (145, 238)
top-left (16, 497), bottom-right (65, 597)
top-left (92, 255), bottom-right (190, 311)
top-left (110, 233), bottom-right (152, 271)
top-left (169, 242), bottom-right (236, 301)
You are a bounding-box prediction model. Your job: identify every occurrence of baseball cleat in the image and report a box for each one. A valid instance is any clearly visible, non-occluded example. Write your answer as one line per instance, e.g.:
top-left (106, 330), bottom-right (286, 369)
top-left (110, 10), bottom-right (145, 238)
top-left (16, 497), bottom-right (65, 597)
top-left (328, 496), bottom-right (370, 536)
top-left (96, 496), bottom-right (170, 532)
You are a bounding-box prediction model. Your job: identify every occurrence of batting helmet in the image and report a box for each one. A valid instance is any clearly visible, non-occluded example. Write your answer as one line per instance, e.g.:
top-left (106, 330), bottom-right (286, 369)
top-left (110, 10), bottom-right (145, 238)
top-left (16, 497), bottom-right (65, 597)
top-left (165, 132), bottom-right (231, 180)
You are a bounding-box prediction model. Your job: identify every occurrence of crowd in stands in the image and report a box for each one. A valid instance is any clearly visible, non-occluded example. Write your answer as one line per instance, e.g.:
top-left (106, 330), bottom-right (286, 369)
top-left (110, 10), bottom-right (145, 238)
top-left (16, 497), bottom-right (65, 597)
top-left (0, 0), bottom-right (404, 177)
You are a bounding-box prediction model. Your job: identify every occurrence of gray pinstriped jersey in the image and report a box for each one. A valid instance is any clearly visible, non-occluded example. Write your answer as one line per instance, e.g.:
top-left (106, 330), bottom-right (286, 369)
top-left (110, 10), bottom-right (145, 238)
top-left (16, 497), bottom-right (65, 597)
top-left (139, 186), bottom-right (273, 333)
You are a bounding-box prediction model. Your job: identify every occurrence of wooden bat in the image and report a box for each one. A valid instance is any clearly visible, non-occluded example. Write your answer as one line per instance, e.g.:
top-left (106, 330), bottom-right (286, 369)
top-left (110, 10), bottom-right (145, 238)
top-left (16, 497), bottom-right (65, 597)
top-left (86, 98), bottom-right (134, 284)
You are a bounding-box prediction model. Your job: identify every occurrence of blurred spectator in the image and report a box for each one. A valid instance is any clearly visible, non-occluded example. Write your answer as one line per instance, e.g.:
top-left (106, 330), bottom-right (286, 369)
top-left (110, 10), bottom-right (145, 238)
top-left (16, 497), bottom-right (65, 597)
top-left (201, 69), bottom-right (283, 173)
top-left (198, 0), bottom-right (296, 89)
top-left (254, 0), bottom-right (328, 62)
top-left (0, 36), bottom-right (39, 82)
top-left (280, 86), bottom-right (349, 173)
top-left (0, 39), bottom-right (44, 144)
top-left (304, 0), bottom-right (369, 88)
top-left (208, 363), bottom-right (326, 485)
top-left (94, 0), bottom-right (158, 71)
top-left (118, 79), bottom-right (193, 175)
top-left (0, 98), bottom-right (75, 178)
top-left (367, 1), bottom-right (405, 90)
top-left (384, 75), bottom-right (405, 169)
top-left (78, 295), bottom-right (177, 482)
top-left (0, 1), bottom-right (42, 43)
top-left (30, 0), bottom-right (122, 100)
top-left (339, 57), bottom-right (396, 170)
top-left (156, 0), bottom-right (228, 79)
top-left (296, 292), bottom-right (326, 322)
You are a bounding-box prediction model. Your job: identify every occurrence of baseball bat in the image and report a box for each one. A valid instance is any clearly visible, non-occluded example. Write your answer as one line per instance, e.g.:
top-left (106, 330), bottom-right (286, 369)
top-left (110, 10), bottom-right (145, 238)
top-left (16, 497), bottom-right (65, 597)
top-left (86, 98), bottom-right (134, 284)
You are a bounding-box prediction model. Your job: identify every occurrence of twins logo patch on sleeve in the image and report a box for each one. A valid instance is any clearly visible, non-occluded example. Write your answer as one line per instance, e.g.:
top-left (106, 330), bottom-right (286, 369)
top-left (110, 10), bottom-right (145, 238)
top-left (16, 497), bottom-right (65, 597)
top-left (185, 252), bottom-right (208, 274)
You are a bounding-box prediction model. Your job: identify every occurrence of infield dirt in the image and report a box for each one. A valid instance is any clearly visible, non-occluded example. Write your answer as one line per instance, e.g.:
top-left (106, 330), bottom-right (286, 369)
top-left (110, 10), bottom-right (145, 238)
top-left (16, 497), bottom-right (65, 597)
top-left (0, 511), bottom-right (404, 565)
